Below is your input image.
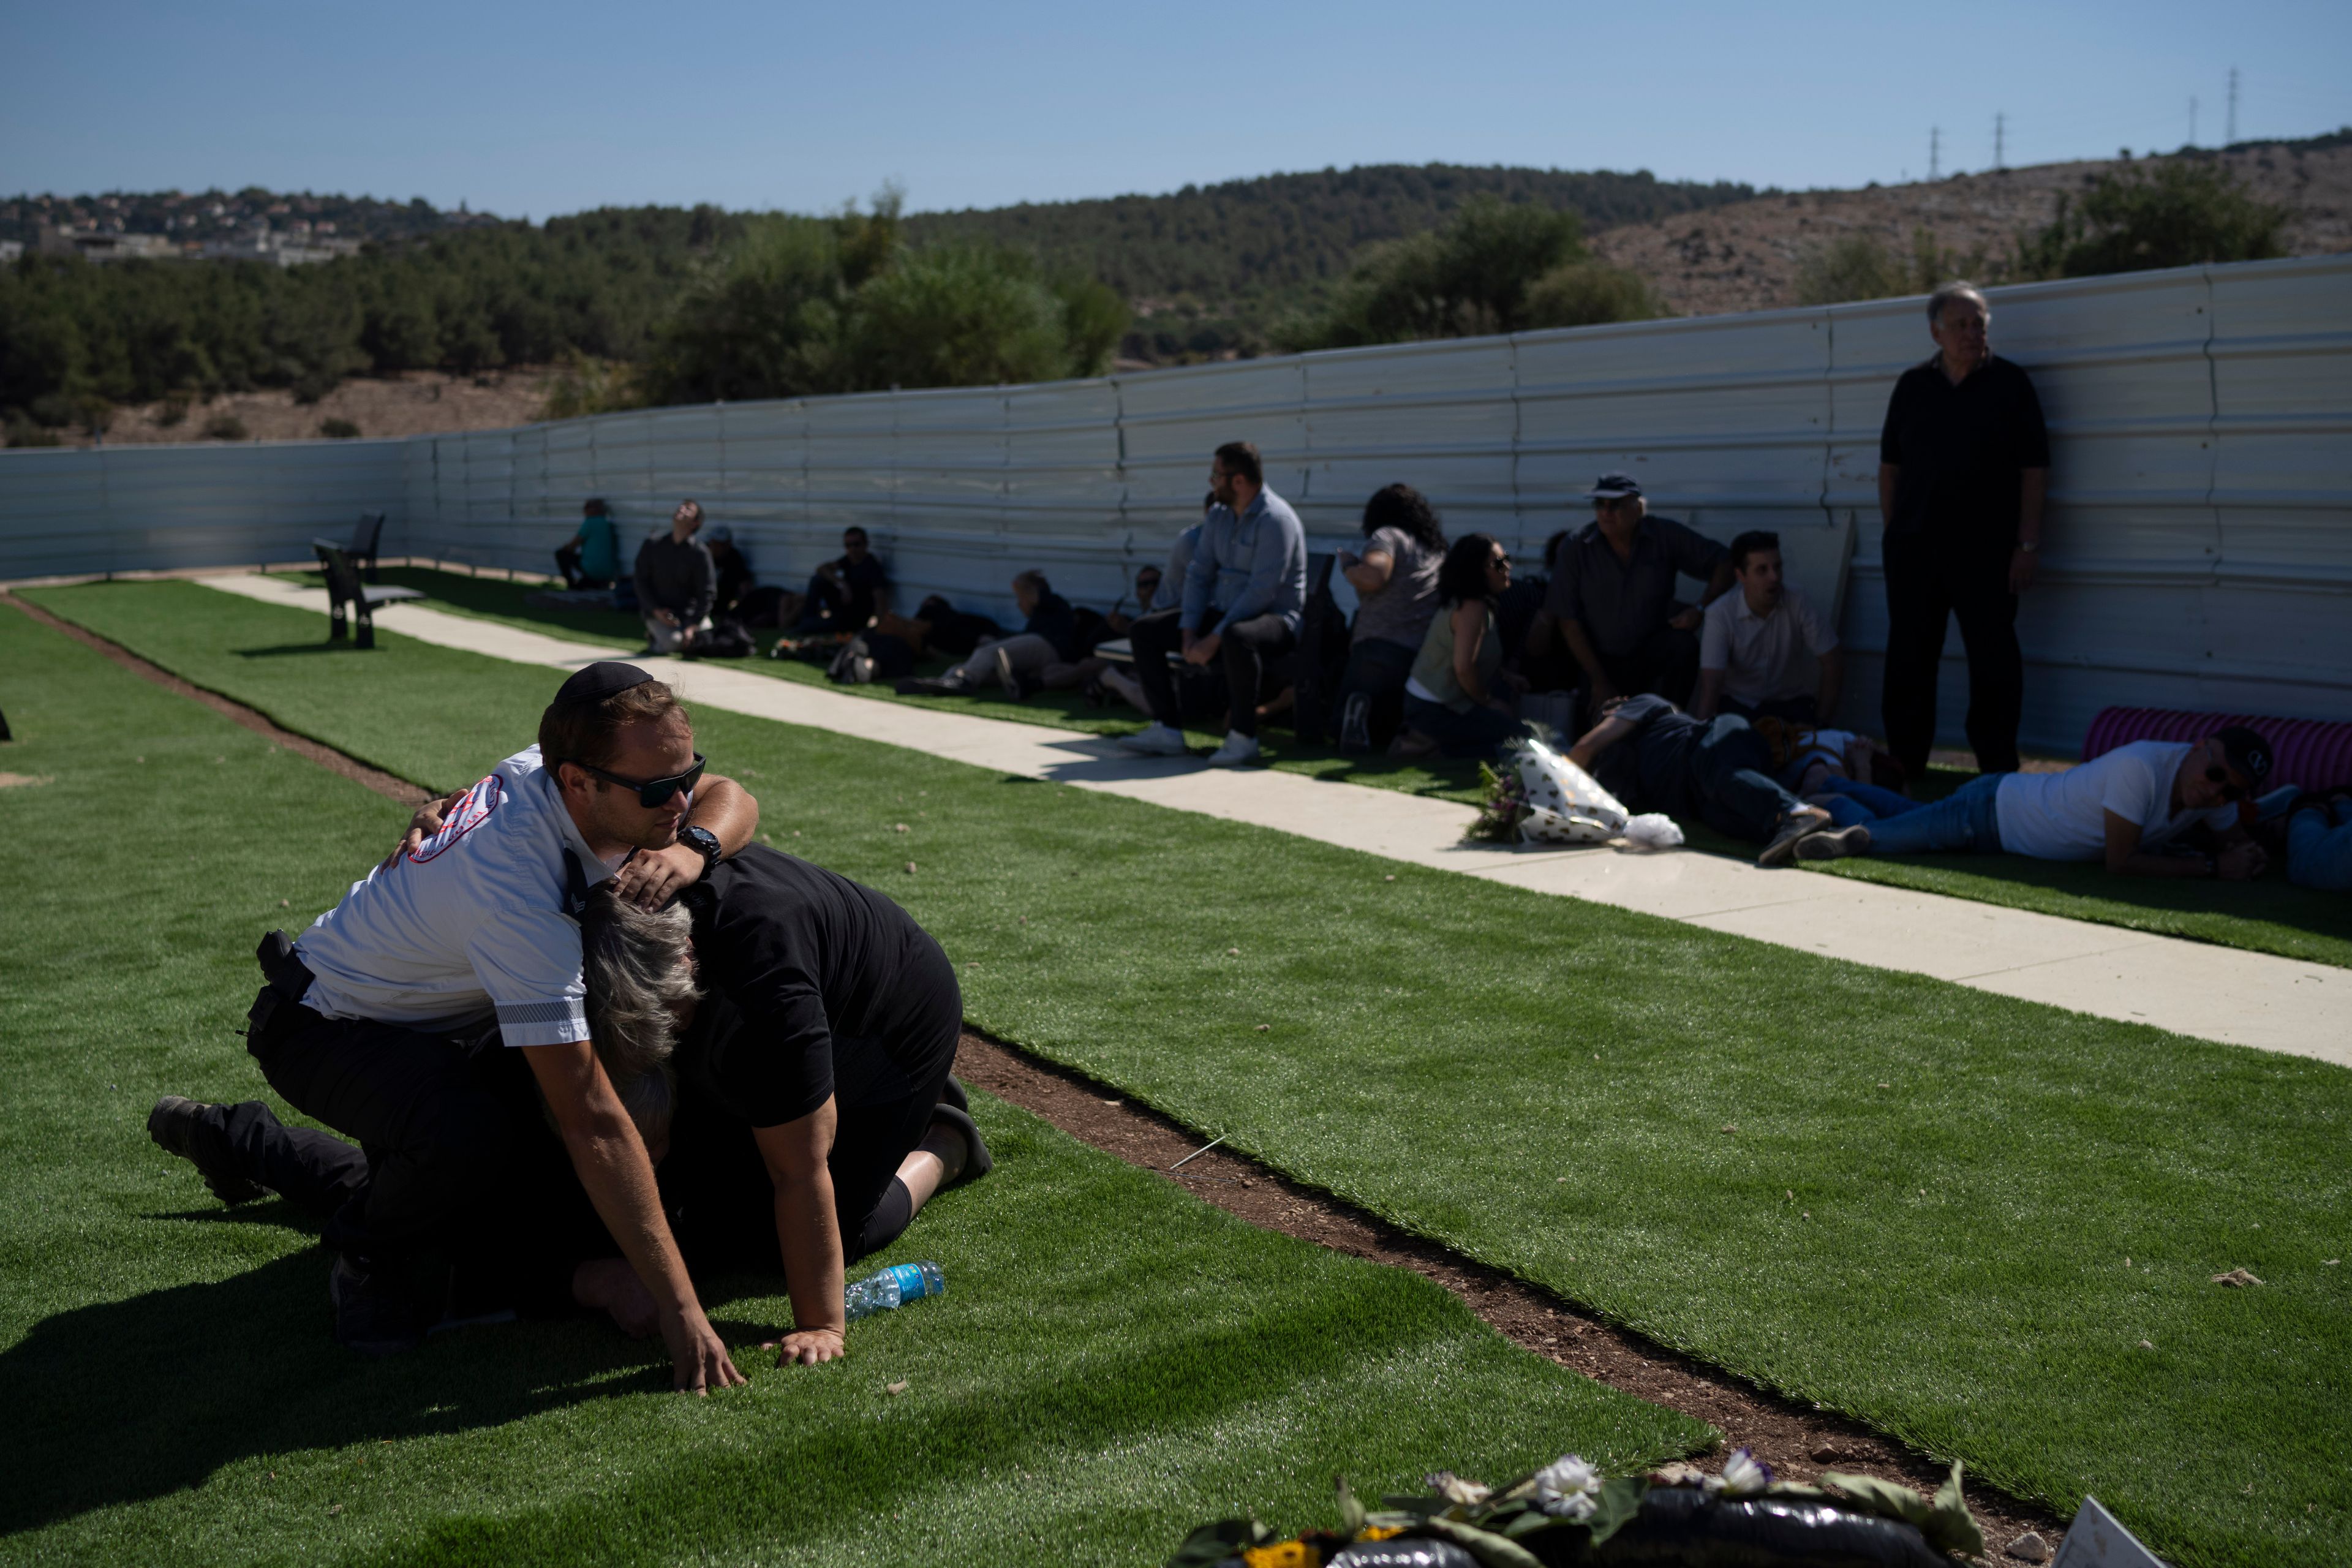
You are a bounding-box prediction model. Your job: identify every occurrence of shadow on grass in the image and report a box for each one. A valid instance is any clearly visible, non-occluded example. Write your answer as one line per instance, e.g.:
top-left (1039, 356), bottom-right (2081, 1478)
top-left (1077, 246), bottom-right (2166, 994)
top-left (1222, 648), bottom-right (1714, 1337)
top-left (356, 568), bottom-right (646, 646)
top-left (234, 643), bottom-right (382, 658)
top-left (0, 1247), bottom-right (669, 1535)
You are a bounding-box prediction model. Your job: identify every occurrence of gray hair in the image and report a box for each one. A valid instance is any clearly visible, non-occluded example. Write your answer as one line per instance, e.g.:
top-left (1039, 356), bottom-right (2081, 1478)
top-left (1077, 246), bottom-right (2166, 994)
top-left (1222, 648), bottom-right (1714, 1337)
top-left (1928, 281), bottom-right (1989, 327)
top-left (580, 884), bottom-right (701, 1146)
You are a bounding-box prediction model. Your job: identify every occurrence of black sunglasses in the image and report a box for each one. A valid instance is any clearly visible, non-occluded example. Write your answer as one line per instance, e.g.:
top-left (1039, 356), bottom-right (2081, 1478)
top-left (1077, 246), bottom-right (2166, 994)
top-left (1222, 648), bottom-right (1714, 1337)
top-left (577, 753), bottom-right (707, 807)
top-left (2204, 765), bottom-right (2247, 804)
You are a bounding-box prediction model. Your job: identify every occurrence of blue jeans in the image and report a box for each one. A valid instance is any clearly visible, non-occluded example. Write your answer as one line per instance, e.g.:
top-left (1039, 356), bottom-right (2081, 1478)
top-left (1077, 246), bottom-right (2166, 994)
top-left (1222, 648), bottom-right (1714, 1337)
top-left (1403, 693), bottom-right (1529, 761)
top-left (1859, 772), bottom-right (2005, 856)
top-left (1822, 778), bottom-right (1924, 820)
top-left (1685, 717), bottom-right (1807, 842)
top-left (2288, 801), bottom-right (2352, 892)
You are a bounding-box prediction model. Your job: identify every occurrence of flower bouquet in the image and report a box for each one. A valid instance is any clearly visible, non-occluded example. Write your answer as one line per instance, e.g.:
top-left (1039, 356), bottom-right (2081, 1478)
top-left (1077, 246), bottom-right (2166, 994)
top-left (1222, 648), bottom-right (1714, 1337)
top-left (1167, 1449), bottom-right (1983, 1567)
top-left (1468, 737), bottom-right (1682, 850)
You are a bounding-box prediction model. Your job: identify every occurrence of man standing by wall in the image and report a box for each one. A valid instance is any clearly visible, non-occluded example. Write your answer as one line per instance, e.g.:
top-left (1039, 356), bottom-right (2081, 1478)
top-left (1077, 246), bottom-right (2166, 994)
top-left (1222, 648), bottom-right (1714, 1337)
top-left (1118, 442), bottom-right (1306, 767)
top-left (1877, 282), bottom-right (2050, 777)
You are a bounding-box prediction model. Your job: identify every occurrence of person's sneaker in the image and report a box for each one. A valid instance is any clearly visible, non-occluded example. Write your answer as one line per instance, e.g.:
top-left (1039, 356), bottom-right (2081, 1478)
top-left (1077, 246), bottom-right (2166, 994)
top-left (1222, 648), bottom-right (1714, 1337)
top-left (1758, 807), bottom-right (1834, 867)
top-left (991, 644), bottom-right (1027, 699)
top-left (1337, 692), bottom-right (1372, 753)
top-left (1206, 731), bottom-right (1262, 767)
top-left (1117, 723), bottom-right (1191, 757)
top-left (147, 1096), bottom-right (262, 1205)
top-left (1795, 824), bottom-right (1874, 861)
top-left (328, 1254), bottom-right (425, 1358)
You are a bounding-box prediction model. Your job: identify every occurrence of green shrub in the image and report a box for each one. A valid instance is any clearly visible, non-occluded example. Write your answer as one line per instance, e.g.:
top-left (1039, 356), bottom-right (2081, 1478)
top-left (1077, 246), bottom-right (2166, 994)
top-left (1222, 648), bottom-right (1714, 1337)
top-left (154, 394), bottom-right (190, 428)
top-left (2020, 159), bottom-right (2288, 278)
top-left (1523, 260), bottom-right (1668, 329)
top-left (201, 412), bottom-right (248, 440)
top-left (4, 417), bottom-right (63, 447)
top-left (318, 417), bottom-right (361, 439)
top-left (1795, 228), bottom-right (1995, 307)
top-left (1280, 196), bottom-right (1594, 349)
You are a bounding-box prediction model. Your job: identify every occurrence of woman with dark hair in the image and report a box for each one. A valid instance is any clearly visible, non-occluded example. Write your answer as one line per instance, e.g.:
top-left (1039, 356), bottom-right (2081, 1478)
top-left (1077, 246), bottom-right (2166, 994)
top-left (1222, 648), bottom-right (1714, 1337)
top-left (1396, 533), bottom-right (1531, 760)
top-left (1329, 484), bottom-right (1448, 752)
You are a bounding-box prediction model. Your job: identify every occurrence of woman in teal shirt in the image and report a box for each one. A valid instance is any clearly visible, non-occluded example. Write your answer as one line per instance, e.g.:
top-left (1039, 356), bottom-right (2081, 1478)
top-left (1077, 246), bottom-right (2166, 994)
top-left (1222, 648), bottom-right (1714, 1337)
top-left (557, 497), bottom-right (622, 589)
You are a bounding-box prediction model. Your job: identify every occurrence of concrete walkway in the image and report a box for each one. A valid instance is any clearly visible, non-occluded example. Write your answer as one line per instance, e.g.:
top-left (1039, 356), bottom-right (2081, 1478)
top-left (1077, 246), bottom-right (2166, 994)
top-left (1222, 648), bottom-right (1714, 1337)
top-left (202, 572), bottom-right (2346, 1065)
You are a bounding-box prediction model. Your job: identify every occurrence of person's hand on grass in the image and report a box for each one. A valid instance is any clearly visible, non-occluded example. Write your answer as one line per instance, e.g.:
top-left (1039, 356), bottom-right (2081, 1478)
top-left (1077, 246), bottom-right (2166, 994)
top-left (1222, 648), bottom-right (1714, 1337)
top-left (662, 1306), bottom-right (747, 1394)
top-left (611, 843), bottom-right (705, 909)
top-left (764, 1328), bottom-right (847, 1366)
top-left (2217, 840), bottom-right (2267, 881)
top-left (379, 788), bottom-right (467, 874)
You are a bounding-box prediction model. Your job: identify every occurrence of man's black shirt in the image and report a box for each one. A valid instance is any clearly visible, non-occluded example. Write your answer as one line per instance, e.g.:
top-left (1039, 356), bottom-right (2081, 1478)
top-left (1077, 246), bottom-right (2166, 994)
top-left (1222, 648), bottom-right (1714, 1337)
top-left (1879, 354), bottom-right (2050, 542)
top-left (677, 845), bottom-right (956, 1128)
top-left (1587, 694), bottom-right (1706, 820)
top-left (829, 554), bottom-right (890, 622)
top-left (1023, 590), bottom-right (1081, 662)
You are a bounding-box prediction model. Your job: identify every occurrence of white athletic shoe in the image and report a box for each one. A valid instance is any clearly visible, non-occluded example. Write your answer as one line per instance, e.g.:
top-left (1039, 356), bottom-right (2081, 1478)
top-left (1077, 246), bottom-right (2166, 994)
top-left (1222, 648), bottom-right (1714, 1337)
top-left (1206, 732), bottom-right (1262, 767)
top-left (1117, 723), bottom-right (1192, 757)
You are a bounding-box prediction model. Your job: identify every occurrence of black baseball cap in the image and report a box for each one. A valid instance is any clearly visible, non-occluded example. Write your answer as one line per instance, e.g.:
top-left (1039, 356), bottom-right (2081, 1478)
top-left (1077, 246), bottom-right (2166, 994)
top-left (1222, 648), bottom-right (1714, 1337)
top-left (2211, 726), bottom-right (2274, 788)
top-left (554, 661), bottom-right (654, 707)
top-left (1585, 473), bottom-right (1643, 501)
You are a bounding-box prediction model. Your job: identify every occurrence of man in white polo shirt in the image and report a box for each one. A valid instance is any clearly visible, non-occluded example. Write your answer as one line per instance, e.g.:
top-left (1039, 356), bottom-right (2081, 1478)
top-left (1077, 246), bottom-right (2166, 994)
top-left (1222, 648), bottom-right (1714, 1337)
top-left (157, 663), bottom-right (757, 1389)
top-left (1694, 530), bottom-right (1843, 726)
top-left (1798, 727), bottom-right (2271, 880)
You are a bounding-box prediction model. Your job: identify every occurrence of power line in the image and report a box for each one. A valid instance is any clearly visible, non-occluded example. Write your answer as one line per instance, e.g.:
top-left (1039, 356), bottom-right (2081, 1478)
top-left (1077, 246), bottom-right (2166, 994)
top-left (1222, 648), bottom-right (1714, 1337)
top-left (2226, 67), bottom-right (2239, 144)
top-left (1929, 126), bottom-right (1942, 181)
top-left (2189, 96), bottom-right (2199, 147)
top-left (1993, 112), bottom-right (2005, 170)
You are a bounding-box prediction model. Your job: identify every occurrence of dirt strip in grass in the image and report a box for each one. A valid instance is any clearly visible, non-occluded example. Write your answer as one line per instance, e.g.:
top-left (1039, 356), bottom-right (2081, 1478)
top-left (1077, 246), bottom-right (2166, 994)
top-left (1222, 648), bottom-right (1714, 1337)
top-left (7, 586), bottom-right (2062, 1557)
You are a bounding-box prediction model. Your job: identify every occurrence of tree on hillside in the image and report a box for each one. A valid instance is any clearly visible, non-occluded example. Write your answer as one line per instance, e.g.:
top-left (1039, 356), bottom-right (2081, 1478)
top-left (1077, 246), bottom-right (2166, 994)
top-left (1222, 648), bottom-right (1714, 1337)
top-left (1278, 197), bottom-right (1663, 349)
top-left (2016, 160), bottom-right (2288, 278)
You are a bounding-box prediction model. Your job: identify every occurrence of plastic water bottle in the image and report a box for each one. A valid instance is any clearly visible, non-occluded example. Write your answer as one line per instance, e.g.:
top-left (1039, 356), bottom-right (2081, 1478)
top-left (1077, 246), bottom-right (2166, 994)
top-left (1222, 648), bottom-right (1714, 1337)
top-left (843, 1261), bottom-right (946, 1321)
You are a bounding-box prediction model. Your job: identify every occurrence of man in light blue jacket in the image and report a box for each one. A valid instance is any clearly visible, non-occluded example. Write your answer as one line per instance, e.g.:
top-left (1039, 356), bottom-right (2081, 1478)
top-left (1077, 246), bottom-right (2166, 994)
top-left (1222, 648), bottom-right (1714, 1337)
top-left (1118, 442), bottom-right (1308, 766)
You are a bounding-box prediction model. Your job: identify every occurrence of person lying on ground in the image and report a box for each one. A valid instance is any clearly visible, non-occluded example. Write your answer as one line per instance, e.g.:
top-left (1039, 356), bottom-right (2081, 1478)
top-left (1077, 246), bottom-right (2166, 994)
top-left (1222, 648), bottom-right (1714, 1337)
top-left (1564, 695), bottom-right (1836, 867)
top-left (556, 497), bottom-right (621, 590)
top-left (1330, 483), bottom-right (1447, 753)
top-left (1744, 719), bottom-right (1920, 830)
top-left (900, 570), bottom-right (1087, 701)
top-left (224, 663), bottom-right (757, 1388)
top-left (634, 500), bottom-right (719, 655)
top-left (796, 527), bottom-right (891, 633)
top-left (1118, 444), bottom-right (1306, 767)
top-left (2285, 788), bottom-right (2352, 892)
top-left (1393, 533), bottom-right (1531, 762)
top-left (1796, 728), bottom-right (2272, 878)
top-left (1693, 530), bottom-right (1843, 725)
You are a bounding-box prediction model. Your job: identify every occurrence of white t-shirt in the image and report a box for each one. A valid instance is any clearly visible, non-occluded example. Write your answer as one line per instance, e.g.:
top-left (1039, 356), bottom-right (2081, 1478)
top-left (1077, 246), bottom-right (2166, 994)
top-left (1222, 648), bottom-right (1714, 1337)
top-left (295, 745), bottom-right (619, 1046)
top-left (1699, 587), bottom-right (1837, 705)
top-left (1993, 741), bottom-right (2236, 862)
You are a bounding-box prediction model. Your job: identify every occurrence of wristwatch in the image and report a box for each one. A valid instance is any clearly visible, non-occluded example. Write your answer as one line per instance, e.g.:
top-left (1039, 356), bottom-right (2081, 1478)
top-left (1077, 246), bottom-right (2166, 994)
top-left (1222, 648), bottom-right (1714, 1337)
top-left (676, 824), bottom-right (722, 879)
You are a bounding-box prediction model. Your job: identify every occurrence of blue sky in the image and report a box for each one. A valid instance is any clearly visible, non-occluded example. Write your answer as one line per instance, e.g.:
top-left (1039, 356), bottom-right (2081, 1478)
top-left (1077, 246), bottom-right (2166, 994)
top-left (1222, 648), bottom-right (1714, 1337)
top-left (6, 0), bottom-right (2347, 217)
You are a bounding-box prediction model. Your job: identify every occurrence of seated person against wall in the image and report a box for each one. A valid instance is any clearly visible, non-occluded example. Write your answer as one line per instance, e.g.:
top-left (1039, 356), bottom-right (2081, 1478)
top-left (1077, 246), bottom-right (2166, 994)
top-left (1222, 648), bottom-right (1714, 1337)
top-left (1797, 728), bottom-right (2272, 880)
top-left (1330, 483), bottom-right (1447, 753)
top-left (1694, 531), bottom-right (1844, 725)
top-left (796, 527), bottom-right (892, 633)
top-left (1525, 474), bottom-right (1732, 708)
top-left (907, 570), bottom-right (1086, 701)
top-left (1565, 695), bottom-right (1836, 866)
top-left (1395, 533), bottom-right (1531, 762)
top-left (556, 497), bottom-right (622, 590)
top-left (1096, 510), bottom-right (1212, 717)
top-left (634, 500), bottom-right (719, 655)
top-left (1499, 529), bottom-right (1572, 694)
top-left (704, 527), bottom-right (756, 622)
top-left (1118, 444), bottom-right (1306, 767)
top-left (2285, 789), bottom-right (2352, 892)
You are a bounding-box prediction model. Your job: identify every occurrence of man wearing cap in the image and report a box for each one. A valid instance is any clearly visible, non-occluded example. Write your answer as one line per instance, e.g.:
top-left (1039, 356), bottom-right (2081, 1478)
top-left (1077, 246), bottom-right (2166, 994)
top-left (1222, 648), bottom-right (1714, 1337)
top-left (634, 499), bottom-right (718, 655)
top-left (1525, 474), bottom-right (1733, 711)
top-left (1798, 727), bottom-right (2269, 880)
top-left (1877, 281), bottom-right (2050, 778)
top-left (153, 662), bottom-right (760, 1389)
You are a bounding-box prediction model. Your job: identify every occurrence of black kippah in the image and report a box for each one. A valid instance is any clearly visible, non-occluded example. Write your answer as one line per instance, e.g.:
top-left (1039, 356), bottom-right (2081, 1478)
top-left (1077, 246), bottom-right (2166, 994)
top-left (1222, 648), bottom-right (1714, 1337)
top-left (554, 661), bottom-right (654, 706)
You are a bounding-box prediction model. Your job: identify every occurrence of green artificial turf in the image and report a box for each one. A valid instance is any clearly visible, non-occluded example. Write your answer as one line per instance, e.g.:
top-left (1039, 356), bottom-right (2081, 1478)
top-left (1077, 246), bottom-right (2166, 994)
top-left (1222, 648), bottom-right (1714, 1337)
top-left (21, 579), bottom-right (2352, 1567)
top-left (262, 568), bottom-right (2352, 967)
top-left (0, 606), bottom-right (1703, 1566)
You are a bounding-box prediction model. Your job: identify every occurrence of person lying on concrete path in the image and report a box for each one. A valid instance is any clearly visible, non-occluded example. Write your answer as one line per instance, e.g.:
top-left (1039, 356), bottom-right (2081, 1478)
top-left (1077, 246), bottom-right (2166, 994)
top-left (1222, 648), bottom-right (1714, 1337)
top-left (150, 876), bottom-right (987, 1365)
top-left (180, 662), bottom-right (760, 1389)
top-left (1797, 728), bottom-right (2272, 880)
top-left (1564, 694), bottom-right (1836, 867)
top-left (899, 569), bottom-right (1088, 702)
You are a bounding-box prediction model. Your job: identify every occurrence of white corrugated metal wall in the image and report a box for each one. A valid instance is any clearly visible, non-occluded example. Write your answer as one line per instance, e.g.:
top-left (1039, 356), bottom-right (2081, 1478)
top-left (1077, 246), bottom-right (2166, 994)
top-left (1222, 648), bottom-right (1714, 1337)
top-left (7, 254), bottom-right (2347, 753)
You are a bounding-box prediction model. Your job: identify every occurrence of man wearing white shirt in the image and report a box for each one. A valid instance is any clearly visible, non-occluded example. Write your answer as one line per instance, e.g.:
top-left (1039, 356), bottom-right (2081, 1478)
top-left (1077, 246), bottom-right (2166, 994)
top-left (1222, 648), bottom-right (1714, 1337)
top-left (1693, 531), bottom-right (1843, 726)
top-left (1799, 729), bottom-right (2271, 880)
top-left (160, 663), bottom-right (758, 1389)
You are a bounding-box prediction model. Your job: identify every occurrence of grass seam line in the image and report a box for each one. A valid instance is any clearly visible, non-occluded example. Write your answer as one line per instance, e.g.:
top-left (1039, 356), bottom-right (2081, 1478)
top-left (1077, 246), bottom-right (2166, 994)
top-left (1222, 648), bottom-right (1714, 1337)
top-left (952, 1028), bottom-right (2068, 1552)
top-left (1, 590), bottom-right (434, 807)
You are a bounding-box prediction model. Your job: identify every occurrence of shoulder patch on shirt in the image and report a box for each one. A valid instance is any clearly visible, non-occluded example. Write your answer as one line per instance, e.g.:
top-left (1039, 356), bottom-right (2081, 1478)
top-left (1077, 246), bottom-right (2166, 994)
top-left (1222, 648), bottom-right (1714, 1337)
top-left (411, 775), bottom-right (503, 863)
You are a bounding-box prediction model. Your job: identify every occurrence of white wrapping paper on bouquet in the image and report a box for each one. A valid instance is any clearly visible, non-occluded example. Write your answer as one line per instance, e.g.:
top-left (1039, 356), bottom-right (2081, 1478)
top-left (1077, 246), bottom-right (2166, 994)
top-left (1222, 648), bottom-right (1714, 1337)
top-left (1506, 737), bottom-right (1631, 845)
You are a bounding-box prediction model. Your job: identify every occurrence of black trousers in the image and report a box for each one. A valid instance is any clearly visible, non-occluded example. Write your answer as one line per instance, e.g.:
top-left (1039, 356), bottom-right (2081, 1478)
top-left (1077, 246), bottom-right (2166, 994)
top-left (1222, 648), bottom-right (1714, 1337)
top-left (1593, 624), bottom-right (1701, 707)
top-left (1879, 530), bottom-right (2022, 777)
top-left (552, 542), bottom-right (610, 592)
top-left (1678, 716), bottom-right (1804, 843)
top-left (1329, 636), bottom-right (1419, 749)
top-left (1130, 608), bottom-right (1297, 736)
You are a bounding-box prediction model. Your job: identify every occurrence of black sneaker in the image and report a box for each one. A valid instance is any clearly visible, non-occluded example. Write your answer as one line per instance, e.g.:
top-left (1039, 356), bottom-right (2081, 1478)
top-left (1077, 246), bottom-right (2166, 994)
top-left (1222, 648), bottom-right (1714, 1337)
top-left (147, 1096), bottom-right (262, 1205)
top-left (1338, 692), bottom-right (1371, 753)
top-left (330, 1254), bottom-right (425, 1358)
top-left (925, 1102), bottom-right (993, 1185)
top-left (1795, 824), bottom-right (1874, 862)
top-left (1758, 808), bottom-right (1834, 867)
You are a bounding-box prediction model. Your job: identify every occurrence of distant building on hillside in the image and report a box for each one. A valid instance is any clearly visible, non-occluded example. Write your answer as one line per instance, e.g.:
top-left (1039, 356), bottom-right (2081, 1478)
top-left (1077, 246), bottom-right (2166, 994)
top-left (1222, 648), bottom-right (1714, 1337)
top-left (200, 219), bottom-right (362, 266)
top-left (0, 241), bottom-right (21, 263)
top-left (36, 225), bottom-right (178, 262)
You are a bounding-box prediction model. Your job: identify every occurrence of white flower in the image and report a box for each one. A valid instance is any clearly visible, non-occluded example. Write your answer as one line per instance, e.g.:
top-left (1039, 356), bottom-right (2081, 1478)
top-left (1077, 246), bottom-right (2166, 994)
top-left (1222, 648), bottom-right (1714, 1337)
top-left (1706, 1447), bottom-right (1771, 1498)
top-left (1534, 1453), bottom-right (1602, 1520)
